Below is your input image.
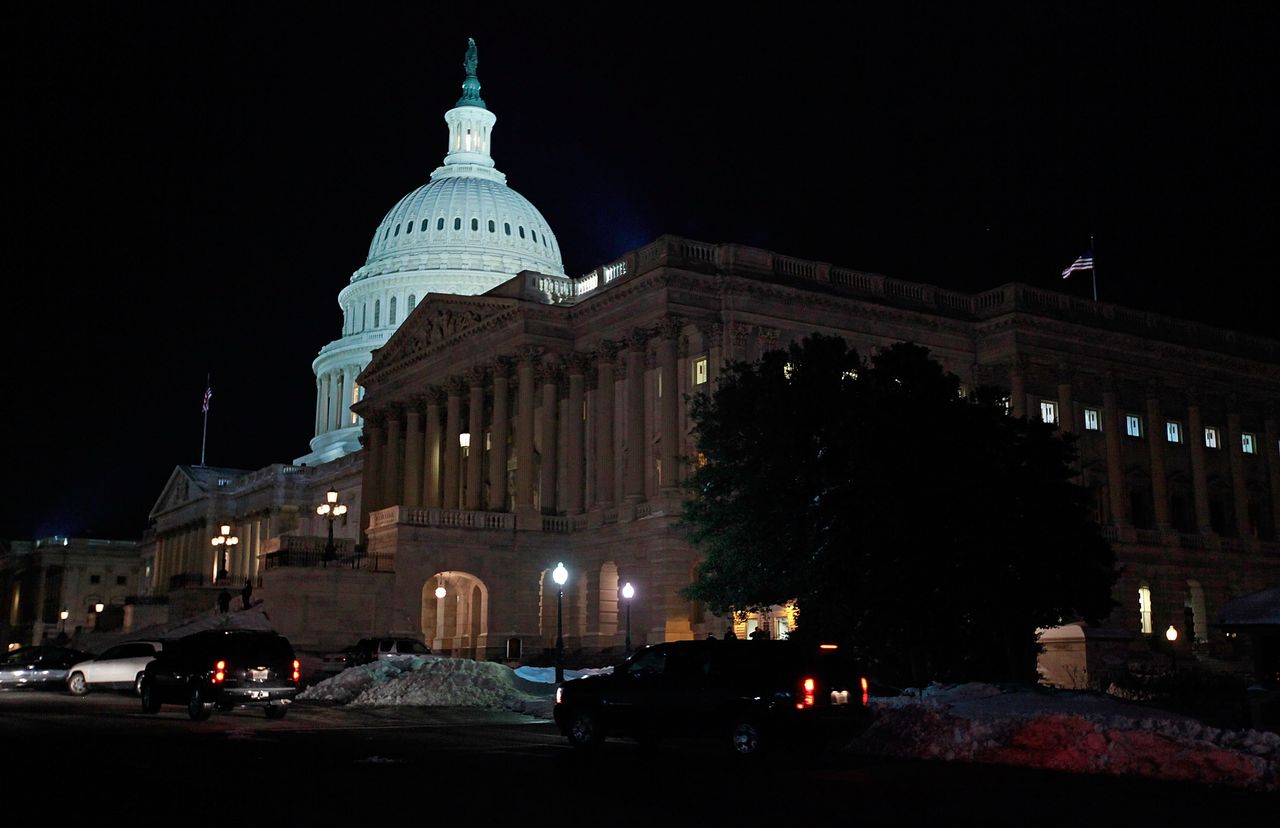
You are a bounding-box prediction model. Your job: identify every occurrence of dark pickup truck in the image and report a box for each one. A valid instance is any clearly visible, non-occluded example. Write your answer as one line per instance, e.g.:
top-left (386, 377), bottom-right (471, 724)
top-left (554, 638), bottom-right (873, 756)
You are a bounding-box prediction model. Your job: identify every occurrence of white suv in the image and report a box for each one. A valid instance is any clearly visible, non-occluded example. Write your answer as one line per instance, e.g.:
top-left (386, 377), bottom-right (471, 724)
top-left (66, 640), bottom-right (164, 696)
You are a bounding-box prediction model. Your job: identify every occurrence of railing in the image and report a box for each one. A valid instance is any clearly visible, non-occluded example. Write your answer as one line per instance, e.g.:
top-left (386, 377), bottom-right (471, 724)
top-left (1100, 525), bottom-right (1120, 542)
top-left (1179, 533), bottom-right (1205, 549)
top-left (168, 573), bottom-right (204, 590)
top-left (541, 516), bottom-right (573, 533)
top-left (397, 507), bottom-right (515, 530)
top-left (1134, 529), bottom-right (1165, 545)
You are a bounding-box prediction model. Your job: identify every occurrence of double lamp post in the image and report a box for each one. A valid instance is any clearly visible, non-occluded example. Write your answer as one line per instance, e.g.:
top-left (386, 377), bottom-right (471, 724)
top-left (551, 561), bottom-right (637, 684)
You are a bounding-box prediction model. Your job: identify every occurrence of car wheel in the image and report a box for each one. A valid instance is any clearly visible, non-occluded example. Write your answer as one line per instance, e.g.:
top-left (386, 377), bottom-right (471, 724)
top-left (565, 707), bottom-right (604, 749)
top-left (67, 671), bottom-right (89, 696)
top-left (134, 673), bottom-right (146, 697)
top-left (264, 704), bottom-right (288, 720)
top-left (729, 720), bottom-right (765, 757)
top-left (187, 686), bottom-right (213, 721)
top-left (140, 679), bottom-right (161, 714)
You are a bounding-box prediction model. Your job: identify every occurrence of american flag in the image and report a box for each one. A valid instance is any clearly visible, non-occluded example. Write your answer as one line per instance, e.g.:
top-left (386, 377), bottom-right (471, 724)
top-left (202, 386), bottom-right (212, 413)
top-left (1061, 250), bottom-right (1094, 279)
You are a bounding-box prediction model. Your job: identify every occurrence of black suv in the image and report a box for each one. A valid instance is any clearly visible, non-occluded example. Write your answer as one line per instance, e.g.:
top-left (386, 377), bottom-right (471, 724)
top-left (139, 630), bottom-right (300, 720)
top-left (553, 639), bottom-right (873, 756)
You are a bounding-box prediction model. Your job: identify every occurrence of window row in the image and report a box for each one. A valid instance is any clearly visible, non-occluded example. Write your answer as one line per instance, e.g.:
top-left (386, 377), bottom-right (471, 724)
top-left (347, 295), bottom-right (417, 334)
top-left (1040, 400), bottom-right (1264, 454)
top-left (381, 217), bottom-right (550, 248)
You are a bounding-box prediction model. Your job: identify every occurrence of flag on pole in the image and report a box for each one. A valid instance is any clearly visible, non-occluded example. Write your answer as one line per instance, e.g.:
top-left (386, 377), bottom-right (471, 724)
top-left (1061, 250), bottom-right (1094, 279)
top-left (202, 385), bottom-right (212, 413)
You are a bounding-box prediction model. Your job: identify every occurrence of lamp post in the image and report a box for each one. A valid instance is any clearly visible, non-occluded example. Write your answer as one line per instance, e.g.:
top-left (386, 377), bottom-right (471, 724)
top-left (553, 561), bottom-right (568, 684)
top-left (1165, 624), bottom-right (1178, 671)
top-left (316, 489), bottom-right (348, 564)
top-left (58, 609), bottom-right (68, 636)
top-left (621, 582), bottom-right (635, 658)
top-left (210, 524), bottom-right (238, 583)
top-left (459, 432), bottom-right (470, 505)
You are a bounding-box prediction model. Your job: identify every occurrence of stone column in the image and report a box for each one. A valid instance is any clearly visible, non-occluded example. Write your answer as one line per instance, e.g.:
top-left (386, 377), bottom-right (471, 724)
top-left (360, 418), bottom-right (384, 519)
top-left (443, 379), bottom-right (463, 510)
top-left (657, 318), bottom-right (681, 490)
top-left (424, 389), bottom-right (443, 508)
top-left (514, 348), bottom-right (540, 517)
top-left (539, 361), bottom-right (560, 514)
top-left (565, 354), bottom-right (587, 514)
top-left (595, 341), bottom-right (619, 507)
top-left (489, 360), bottom-right (510, 511)
top-left (1265, 407), bottom-right (1280, 542)
top-left (1009, 357), bottom-right (1026, 419)
top-left (402, 404), bottom-right (423, 508)
top-left (383, 407), bottom-right (403, 508)
top-left (321, 373), bottom-right (333, 435)
top-left (467, 369), bottom-right (485, 511)
top-left (1146, 387), bottom-right (1170, 529)
top-left (624, 329), bottom-right (648, 502)
top-left (338, 370), bottom-right (353, 430)
top-left (314, 378), bottom-right (323, 437)
top-left (1102, 382), bottom-right (1128, 526)
top-left (1227, 404), bottom-right (1252, 538)
top-left (1187, 397), bottom-right (1212, 533)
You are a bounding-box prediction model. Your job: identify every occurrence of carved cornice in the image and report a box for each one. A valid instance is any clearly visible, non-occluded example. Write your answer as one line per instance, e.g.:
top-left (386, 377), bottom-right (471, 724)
top-left (445, 377), bottom-right (467, 397)
top-left (655, 315), bottom-right (683, 340)
top-left (564, 351), bottom-right (591, 376)
top-left (491, 356), bottom-right (512, 379)
top-left (536, 359), bottom-right (562, 385)
top-left (466, 365), bottom-right (488, 387)
top-left (425, 386), bottom-right (447, 406)
top-left (594, 339), bottom-right (622, 366)
top-left (627, 327), bottom-right (652, 350)
top-left (518, 345), bottom-right (546, 364)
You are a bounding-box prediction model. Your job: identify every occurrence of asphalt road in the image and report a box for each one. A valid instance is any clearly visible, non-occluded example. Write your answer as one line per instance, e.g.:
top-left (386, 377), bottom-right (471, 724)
top-left (2, 689), bottom-right (1272, 824)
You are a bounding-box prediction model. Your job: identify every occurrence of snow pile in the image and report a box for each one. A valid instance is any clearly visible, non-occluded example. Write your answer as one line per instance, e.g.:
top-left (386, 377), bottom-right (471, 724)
top-left (298, 656), bottom-right (555, 717)
top-left (514, 665), bottom-right (613, 683)
top-left (851, 682), bottom-right (1280, 791)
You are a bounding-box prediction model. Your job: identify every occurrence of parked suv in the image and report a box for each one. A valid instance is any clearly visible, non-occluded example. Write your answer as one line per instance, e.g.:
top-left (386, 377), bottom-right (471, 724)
top-left (139, 630), bottom-right (300, 720)
top-left (553, 639), bottom-right (873, 756)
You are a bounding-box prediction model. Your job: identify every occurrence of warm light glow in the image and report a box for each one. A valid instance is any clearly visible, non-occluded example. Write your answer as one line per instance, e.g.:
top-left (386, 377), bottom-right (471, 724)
top-left (1166, 625), bottom-right (1178, 642)
top-left (334, 505), bottom-right (347, 516)
top-left (621, 582), bottom-right (635, 600)
top-left (220, 524), bottom-right (231, 536)
top-left (59, 609), bottom-right (68, 620)
top-left (553, 562), bottom-right (568, 586)
top-left (94, 602), bottom-right (104, 613)
top-left (317, 504), bottom-right (329, 516)
top-left (435, 585), bottom-right (446, 599)
top-left (803, 678), bottom-right (815, 692)
top-left (327, 489), bottom-right (338, 504)
top-left (459, 432), bottom-right (471, 448)
top-left (819, 643), bottom-right (838, 650)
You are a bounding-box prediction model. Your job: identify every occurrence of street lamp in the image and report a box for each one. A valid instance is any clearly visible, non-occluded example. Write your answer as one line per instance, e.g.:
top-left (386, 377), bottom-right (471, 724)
top-left (459, 432), bottom-right (470, 505)
top-left (58, 609), bottom-right (68, 636)
top-left (435, 579), bottom-right (447, 600)
top-left (1165, 624), bottom-right (1179, 671)
top-left (210, 524), bottom-right (238, 582)
top-left (316, 489), bottom-right (348, 564)
top-left (553, 562), bottom-right (568, 684)
top-left (94, 602), bottom-right (105, 614)
top-left (621, 582), bottom-right (635, 658)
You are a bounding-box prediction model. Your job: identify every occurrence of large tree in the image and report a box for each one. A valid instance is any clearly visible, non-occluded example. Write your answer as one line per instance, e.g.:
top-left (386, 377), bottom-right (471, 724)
top-left (680, 334), bottom-right (1116, 684)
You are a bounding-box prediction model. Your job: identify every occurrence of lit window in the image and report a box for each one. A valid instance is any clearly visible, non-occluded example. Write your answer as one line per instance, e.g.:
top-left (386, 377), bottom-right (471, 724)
top-left (694, 357), bottom-right (708, 386)
top-left (350, 383), bottom-right (360, 425)
top-left (390, 297), bottom-right (397, 325)
top-left (1039, 400), bottom-right (1058, 425)
top-left (1165, 422), bottom-right (1182, 443)
top-left (1138, 586), bottom-right (1152, 634)
top-left (1125, 414), bottom-right (1142, 438)
top-left (453, 217), bottom-right (461, 231)
top-left (783, 362), bottom-right (795, 380)
top-left (1084, 408), bottom-right (1100, 431)
top-left (1204, 427), bottom-right (1219, 449)
top-left (1242, 433), bottom-right (1257, 454)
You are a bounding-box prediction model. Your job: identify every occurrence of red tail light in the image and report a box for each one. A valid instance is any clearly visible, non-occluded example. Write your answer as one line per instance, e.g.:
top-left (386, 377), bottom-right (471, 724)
top-left (292, 659), bottom-right (300, 682)
top-left (860, 676), bottom-right (869, 706)
top-left (797, 676), bottom-right (816, 709)
top-left (213, 660), bottom-right (226, 684)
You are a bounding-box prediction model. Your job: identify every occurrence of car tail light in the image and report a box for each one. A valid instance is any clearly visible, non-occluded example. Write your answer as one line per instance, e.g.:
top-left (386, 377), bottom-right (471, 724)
top-left (213, 660), bottom-right (226, 684)
top-left (860, 676), bottom-right (869, 706)
top-left (797, 676), bottom-right (816, 709)
top-left (292, 659), bottom-right (300, 682)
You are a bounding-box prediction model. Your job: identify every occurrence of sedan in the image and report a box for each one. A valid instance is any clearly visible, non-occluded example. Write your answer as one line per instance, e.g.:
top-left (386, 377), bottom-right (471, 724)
top-left (0, 646), bottom-right (92, 689)
top-left (66, 640), bottom-right (164, 696)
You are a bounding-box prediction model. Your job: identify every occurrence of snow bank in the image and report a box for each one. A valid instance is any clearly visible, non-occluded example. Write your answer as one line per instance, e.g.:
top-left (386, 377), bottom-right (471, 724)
top-left (851, 683), bottom-right (1280, 791)
top-left (298, 656), bottom-right (555, 717)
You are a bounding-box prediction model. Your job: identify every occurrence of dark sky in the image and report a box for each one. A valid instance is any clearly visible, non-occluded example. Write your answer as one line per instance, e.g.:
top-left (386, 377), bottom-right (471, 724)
top-left (3, 3), bottom-right (1277, 541)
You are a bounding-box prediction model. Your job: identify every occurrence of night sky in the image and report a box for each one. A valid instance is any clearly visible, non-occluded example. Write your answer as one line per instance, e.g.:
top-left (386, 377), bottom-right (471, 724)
top-left (4, 3), bottom-right (1277, 541)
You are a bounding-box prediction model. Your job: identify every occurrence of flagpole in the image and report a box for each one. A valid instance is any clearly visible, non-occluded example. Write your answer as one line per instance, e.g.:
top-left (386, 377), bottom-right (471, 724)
top-left (200, 373), bottom-right (209, 467)
top-left (1090, 233), bottom-right (1097, 302)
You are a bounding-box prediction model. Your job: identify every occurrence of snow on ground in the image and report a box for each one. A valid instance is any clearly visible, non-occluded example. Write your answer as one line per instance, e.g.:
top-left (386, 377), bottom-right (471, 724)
top-left (299, 657), bottom-right (1279, 791)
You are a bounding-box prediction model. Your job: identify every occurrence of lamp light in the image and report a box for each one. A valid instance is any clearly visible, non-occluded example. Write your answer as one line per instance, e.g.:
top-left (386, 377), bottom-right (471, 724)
top-left (1165, 625), bottom-right (1178, 642)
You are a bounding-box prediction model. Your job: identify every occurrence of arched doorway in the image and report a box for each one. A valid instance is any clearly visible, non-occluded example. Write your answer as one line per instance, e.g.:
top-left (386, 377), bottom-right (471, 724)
top-left (421, 571), bottom-right (489, 659)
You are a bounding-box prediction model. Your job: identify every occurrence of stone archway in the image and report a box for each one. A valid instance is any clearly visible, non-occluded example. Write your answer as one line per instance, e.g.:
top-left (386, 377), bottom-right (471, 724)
top-left (421, 570), bottom-right (489, 658)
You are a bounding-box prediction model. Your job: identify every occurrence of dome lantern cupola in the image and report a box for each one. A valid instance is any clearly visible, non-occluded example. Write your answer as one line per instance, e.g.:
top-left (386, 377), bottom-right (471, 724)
top-left (440, 37), bottom-right (499, 177)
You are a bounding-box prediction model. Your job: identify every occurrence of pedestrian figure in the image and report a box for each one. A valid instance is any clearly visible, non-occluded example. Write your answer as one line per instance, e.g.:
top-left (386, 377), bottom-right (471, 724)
top-left (217, 588), bottom-right (231, 614)
top-left (724, 629), bottom-right (737, 640)
top-left (750, 626), bottom-right (769, 640)
top-left (241, 579), bottom-right (253, 610)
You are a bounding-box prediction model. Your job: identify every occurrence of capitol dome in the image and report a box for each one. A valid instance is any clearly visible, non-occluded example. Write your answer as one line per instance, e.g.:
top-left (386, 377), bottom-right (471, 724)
top-left (297, 38), bottom-right (562, 466)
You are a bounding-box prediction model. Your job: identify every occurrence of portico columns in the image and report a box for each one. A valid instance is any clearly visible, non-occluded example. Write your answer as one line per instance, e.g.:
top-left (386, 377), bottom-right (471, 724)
top-left (657, 318), bottom-right (681, 492)
top-left (489, 360), bottom-right (510, 512)
top-left (1187, 397), bottom-right (1213, 533)
top-left (424, 389), bottom-right (443, 508)
top-left (514, 348), bottom-right (540, 518)
top-left (383, 407), bottom-right (403, 508)
top-left (443, 379), bottom-right (463, 510)
top-left (564, 354), bottom-right (587, 514)
top-left (1146, 388), bottom-right (1171, 529)
top-left (1102, 382), bottom-right (1128, 526)
top-left (361, 419), bottom-right (384, 518)
top-left (467, 369), bottom-right (486, 511)
top-left (594, 341), bottom-right (619, 507)
top-left (624, 329), bottom-right (648, 502)
top-left (1227, 405), bottom-right (1252, 537)
top-left (539, 361), bottom-right (560, 513)
top-left (403, 404), bottom-right (423, 508)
